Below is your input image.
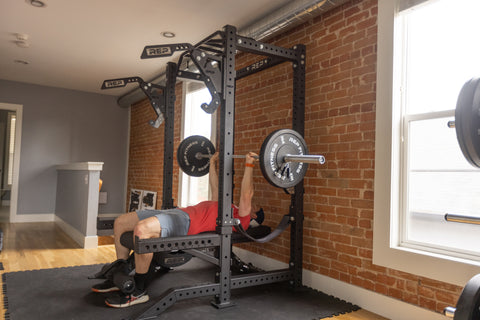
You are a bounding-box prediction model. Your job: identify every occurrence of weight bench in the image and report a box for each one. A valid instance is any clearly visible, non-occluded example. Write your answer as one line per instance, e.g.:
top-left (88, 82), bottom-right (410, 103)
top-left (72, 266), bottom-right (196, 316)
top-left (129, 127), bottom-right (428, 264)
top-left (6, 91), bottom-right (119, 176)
top-left (92, 225), bottom-right (272, 294)
top-left (120, 224), bottom-right (272, 268)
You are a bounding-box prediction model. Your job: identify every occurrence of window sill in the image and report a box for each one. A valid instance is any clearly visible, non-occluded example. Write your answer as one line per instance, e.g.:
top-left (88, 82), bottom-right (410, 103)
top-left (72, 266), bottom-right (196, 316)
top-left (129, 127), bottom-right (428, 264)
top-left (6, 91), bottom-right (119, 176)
top-left (373, 238), bottom-right (480, 286)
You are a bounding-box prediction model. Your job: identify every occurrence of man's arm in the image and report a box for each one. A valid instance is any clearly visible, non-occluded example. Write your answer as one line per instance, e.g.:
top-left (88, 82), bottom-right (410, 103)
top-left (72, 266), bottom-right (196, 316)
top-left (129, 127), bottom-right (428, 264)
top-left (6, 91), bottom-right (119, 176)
top-left (209, 152), bottom-right (219, 201)
top-left (238, 152), bottom-right (257, 217)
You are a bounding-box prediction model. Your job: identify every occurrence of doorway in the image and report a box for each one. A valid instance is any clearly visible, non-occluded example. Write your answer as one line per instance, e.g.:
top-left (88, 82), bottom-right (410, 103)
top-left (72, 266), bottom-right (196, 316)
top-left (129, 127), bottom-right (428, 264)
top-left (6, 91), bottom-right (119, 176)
top-left (0, 103), bottom-right (22, 223)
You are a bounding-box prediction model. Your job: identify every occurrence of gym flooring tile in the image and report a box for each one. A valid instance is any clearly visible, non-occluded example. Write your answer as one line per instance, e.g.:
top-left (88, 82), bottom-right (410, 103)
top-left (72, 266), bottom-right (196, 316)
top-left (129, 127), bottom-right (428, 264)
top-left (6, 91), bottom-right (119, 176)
top-left (0, 221), bottom-right (387, 320)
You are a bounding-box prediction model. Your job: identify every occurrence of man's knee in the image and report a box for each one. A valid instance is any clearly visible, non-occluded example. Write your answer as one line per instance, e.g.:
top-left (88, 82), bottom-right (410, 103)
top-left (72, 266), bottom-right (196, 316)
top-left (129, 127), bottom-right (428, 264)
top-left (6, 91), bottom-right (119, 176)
top-left (114, 212), bottom-right (139, 233)
top-left (134, 218), bottom-right (160, 240)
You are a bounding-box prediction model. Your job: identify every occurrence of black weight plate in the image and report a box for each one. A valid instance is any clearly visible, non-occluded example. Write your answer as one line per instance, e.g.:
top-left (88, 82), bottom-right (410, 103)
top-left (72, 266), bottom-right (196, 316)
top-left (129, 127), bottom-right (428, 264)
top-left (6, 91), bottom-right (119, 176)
top-left (455, 78), bottom-right (480, 168)
top-left (259, 129), bottom-right (309, 189)
top-left (454, 274), bottom-right (480, 320)
top-left (177, 135), bottom-right (215, 177)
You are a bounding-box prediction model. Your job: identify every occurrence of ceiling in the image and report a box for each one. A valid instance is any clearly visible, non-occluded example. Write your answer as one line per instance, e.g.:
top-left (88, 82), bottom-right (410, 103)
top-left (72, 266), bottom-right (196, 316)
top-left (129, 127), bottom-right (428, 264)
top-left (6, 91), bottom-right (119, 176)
top-left (0, 0), bottom-right (292, 97)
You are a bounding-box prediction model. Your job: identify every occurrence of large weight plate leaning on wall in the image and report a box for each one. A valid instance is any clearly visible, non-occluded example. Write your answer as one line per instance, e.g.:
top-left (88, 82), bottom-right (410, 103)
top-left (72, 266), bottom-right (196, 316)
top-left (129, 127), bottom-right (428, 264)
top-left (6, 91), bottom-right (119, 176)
top-left (452, 274), bottom-right (480, 320)
top-left (455, 78), bottom-right (480, 168)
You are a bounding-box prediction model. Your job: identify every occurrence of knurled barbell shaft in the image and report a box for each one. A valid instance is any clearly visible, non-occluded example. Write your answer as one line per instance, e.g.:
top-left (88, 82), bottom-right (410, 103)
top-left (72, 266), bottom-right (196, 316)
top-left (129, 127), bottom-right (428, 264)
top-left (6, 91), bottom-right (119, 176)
top-left (195, 152), bottom-right (325, 164)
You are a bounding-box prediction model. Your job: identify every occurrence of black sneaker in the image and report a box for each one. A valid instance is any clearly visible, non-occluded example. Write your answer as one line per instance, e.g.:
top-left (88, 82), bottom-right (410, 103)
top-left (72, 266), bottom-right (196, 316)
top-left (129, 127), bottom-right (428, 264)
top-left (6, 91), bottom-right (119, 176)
top-left (91, 280), bottom-right (119, 293)
top-left (105, 289), bottom-right (149, 308)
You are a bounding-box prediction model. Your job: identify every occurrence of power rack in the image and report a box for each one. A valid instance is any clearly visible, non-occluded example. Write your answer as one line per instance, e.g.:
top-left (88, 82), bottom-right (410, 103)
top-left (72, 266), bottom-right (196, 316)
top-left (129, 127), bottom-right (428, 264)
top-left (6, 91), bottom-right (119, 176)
top-left (131, 25), bottom-right (305, 319)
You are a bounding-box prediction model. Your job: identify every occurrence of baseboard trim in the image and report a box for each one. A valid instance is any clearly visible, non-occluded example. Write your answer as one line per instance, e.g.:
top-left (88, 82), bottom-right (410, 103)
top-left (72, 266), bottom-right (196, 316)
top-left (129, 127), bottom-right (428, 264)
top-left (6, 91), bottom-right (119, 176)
top-left (54, 215), bottom-right (98, 249)
top-left (233, 247), bottom-right (446, 320)
top-left (10, 213), bottom-right (55, 223)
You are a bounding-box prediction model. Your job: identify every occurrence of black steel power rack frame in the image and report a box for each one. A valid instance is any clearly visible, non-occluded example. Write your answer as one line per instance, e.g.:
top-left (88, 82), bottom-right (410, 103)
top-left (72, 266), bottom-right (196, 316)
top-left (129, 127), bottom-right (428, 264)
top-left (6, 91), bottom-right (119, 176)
top-left (132, 25), bottom-right (305, 319)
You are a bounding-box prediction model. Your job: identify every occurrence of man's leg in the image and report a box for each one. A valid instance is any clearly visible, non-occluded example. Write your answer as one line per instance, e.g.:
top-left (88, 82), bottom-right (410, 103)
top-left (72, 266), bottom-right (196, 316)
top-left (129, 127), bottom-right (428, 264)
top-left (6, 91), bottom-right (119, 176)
top-left (91, 212), bottom-right (140, 293)
top-left (105, 216), bottom-right (161, 308)
top-left (132, 216), bottom-right (161, 274)
top-left (113, 211), bottom-right (140, 260)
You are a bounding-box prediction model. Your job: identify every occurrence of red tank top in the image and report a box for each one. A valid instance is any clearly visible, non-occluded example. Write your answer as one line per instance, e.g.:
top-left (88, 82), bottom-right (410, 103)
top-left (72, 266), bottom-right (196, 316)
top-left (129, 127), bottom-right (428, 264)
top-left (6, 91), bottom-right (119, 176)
top-left (181, 201), bottom-right (250, 235)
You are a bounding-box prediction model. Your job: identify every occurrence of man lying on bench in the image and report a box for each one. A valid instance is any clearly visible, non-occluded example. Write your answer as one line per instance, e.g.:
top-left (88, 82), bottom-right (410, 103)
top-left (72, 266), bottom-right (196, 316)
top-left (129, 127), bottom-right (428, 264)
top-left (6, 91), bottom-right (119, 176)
top-left (91, 152), bottom-right (259, 308)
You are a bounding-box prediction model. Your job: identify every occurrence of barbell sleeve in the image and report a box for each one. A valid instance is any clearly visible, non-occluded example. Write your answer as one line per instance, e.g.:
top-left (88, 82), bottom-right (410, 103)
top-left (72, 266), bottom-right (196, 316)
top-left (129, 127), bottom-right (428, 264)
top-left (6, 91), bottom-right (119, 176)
top-left (444, 213), bottom-right (480, 225)
top-left (443, 306), bottom-right (455, 318)
top-left (284, 154), bottom-right (325, 164)
top-left (447, 120), bottom-right (455, 128)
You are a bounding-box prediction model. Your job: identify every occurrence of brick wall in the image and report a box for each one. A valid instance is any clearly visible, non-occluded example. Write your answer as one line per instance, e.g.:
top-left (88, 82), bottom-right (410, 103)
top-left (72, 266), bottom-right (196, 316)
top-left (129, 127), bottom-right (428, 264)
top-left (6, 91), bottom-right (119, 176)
top-left (127, 0), bottom-right (463, 314)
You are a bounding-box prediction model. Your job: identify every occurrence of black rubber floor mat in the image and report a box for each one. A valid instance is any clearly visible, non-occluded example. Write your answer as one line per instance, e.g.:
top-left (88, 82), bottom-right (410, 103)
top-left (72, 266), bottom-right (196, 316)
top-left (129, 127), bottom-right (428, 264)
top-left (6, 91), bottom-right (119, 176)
top-left (2, 258), bottom-right (359, 320)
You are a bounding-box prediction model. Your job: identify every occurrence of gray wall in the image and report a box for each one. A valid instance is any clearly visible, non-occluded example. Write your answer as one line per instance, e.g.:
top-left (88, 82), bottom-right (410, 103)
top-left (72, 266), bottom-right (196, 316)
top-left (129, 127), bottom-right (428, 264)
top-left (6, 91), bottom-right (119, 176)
top-left (0, 79), bottom-right (129, 215)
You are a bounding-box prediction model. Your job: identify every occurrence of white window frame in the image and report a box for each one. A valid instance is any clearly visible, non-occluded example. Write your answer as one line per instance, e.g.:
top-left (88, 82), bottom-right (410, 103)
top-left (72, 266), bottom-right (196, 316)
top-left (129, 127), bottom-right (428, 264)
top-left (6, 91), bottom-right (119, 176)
top-left (373, 0), bottom-right (480, 287)
top-left (178, 81), bottom-right (216, 207)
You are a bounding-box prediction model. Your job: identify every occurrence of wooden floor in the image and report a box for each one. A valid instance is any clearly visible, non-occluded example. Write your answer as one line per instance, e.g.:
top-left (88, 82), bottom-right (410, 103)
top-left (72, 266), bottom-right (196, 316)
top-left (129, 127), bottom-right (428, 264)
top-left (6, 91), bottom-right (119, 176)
top-left (0, 222), bottom-right (387, 320)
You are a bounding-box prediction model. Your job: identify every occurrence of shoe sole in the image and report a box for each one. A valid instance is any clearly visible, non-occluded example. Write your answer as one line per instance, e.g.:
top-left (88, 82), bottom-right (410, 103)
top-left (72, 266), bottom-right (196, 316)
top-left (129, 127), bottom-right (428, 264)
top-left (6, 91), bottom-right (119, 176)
top-left (105, 294), bottom-right (149, 308)
top-left (91, 286), bottom-right (120, 293)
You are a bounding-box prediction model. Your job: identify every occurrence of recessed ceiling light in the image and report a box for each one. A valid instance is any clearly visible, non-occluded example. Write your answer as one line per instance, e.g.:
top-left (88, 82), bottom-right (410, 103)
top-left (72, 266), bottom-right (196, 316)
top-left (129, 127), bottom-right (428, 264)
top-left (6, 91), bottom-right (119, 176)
top-left (162, 31), bottom-right (175, 38)
top-left (16, 33), bottom-right (29, 41)
top-left (14, 40), bottom-right (30, 48)
top-left (14, 60), bottom-right (29, 65)
top-left (27, 0), bottom-right (46, 7)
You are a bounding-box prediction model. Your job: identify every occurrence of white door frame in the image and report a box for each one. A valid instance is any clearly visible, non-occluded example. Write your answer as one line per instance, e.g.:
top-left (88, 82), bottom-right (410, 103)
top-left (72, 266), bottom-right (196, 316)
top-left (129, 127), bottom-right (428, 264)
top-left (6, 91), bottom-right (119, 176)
top-left (0, 103), bottom-right (22, 222)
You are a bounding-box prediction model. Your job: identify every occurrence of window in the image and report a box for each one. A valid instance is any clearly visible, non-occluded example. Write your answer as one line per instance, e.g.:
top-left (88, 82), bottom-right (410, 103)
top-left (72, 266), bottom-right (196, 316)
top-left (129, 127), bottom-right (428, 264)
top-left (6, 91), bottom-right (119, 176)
top-left (179, 83), bottom-right (215, 207)
top-left (374, 0), bottom-right (480, 286)
top-left (398, 0), bottom-right (480, 257)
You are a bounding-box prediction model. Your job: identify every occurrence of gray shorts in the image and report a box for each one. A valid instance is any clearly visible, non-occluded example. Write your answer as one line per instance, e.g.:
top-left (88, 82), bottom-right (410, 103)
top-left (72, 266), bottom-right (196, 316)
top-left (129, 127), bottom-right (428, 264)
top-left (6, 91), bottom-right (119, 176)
top-left (136, 208), bottom-right (190, 237)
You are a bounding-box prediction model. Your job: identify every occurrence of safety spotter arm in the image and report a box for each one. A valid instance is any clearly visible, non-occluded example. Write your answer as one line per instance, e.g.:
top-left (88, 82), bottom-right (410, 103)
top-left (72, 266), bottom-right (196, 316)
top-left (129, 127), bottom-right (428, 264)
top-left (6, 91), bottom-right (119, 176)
top-left (101, 76), bottom-right (166, 128)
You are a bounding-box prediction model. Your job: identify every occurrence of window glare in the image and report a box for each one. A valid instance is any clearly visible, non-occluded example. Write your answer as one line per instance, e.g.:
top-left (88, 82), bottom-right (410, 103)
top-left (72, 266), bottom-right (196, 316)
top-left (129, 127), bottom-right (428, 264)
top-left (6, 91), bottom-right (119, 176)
top-left (184, 88), bottom-right (212, 138)
top-left (404, 0), bottom-right (480, 114)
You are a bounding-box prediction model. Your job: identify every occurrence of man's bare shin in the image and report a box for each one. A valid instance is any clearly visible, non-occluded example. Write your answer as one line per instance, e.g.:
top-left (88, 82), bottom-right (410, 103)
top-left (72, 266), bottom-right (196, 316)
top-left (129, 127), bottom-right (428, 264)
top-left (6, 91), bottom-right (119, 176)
top-left (113, 212), bottom-right (139, 260)
top-left (133, 217), bottom-right (161, 274)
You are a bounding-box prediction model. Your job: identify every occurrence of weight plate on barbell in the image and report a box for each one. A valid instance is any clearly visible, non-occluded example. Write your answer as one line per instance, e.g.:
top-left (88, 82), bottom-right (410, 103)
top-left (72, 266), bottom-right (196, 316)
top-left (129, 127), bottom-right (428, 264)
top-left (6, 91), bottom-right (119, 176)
top-left (453, 274), bottom-right (480, 320)
top-left (177, 135), bottom-right (215, 177)
top-left (455, 78), bottom-right (480, 168)
top-left (259, 129), bottom-right (309, 189)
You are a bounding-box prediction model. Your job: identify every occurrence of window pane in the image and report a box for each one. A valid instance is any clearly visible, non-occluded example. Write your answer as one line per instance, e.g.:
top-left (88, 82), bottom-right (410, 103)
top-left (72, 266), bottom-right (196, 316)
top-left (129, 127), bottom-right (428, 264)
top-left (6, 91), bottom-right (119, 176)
top-left (406, 117), bottom-right (480, 256)
top-left (404, 0), bottom-right (480, 115)
top-left (180, 86), bottom-right (213, 207)
top-left (408, 117), bottom-right (469, 171)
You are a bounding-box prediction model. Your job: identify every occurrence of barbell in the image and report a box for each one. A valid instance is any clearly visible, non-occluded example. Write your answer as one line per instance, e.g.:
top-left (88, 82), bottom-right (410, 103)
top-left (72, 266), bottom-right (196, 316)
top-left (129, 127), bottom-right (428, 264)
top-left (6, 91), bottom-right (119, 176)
top-left (193, 148), bottom-right (325, 164)
top-left (177, 129), bottom-right (326, 189)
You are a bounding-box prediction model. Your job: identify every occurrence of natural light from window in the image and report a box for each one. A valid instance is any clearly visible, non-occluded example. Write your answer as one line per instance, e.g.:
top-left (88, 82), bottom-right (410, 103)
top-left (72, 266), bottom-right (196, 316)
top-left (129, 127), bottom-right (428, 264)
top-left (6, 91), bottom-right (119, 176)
top-left (398, 0), bottom-right (480, 258)
top-left (179, 85), bottom-right (213, 207)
